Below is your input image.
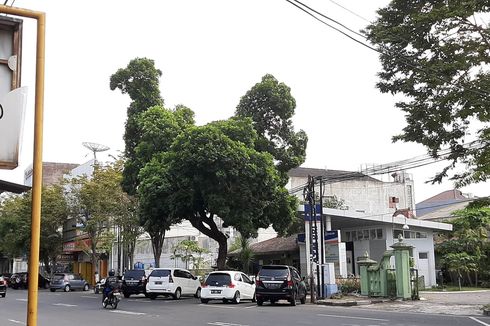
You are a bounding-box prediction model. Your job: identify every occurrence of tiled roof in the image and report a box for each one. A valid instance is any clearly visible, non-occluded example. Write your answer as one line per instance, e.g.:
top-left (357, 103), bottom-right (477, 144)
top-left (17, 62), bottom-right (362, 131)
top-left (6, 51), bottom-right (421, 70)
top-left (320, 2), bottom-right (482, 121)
top-left (416, 189), bottom-right (470, 217)
top-left (416, 201), bottom-right (470, 221)
top-left (229, 235), bottom-right (299, 256)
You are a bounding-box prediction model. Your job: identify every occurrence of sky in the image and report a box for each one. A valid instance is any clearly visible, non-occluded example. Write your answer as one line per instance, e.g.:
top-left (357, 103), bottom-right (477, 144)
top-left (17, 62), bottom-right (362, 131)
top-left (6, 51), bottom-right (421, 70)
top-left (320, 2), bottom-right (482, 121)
top-left (0, 0), bottom-right (488, 204)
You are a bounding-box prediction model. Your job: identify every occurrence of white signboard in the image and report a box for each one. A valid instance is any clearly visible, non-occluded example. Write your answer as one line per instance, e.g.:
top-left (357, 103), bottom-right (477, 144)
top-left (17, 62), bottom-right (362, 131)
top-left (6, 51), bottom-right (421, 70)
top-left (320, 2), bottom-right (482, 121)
top-left (0, 86), bottom-right (28, 169)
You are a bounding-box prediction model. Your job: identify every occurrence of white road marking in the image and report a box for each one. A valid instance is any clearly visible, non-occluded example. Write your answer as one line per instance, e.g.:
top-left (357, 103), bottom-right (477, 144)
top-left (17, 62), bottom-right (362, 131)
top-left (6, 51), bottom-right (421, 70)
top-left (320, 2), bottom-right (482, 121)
top-left (52, 303), bottom-right (78, 307)
top-left (469, 317), bottom-right (490, 326)
top-left (15, 299), bottom-right (27, 302)
top-left (244, 305), bottom-right (256, 309)
top-left (8, 320), bottom-right (26, 325)
top-left (207, 322), bottom-right (249, 326)
top-left (127, 299), bottom-right (152, 303)
top-left (199, 304), bottom-right (236, 309)
top-left (109, 310), bottom-right (146, 315)
top-left (81, 295), bottom-right (98, 299)
top-left (317, 314), bottom-right (389, 322)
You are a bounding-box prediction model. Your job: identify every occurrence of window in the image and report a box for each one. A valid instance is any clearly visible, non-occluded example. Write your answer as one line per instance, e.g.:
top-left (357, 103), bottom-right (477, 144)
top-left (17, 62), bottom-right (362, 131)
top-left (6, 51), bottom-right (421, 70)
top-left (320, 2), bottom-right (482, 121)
top-left (150, 269), bottom-right (171, 277)
top-left (241, 274), bottom-right (251, 283)
top-left (377, 229), bottom-right (383, 239)
top-left (370, 229), bottom-right (376, 239)
top-left (419, 252), bottom-right (428, 259)
top-left (345, 231), bottom-right (352, 242)
top-left (0, 16), bottom-right (22, 94)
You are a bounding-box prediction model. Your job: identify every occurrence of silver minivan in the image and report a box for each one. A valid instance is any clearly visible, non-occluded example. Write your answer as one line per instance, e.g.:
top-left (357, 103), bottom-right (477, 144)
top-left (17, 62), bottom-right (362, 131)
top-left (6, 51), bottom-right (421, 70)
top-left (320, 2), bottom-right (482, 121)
top-left (50, 273), bottom-right (90, 292)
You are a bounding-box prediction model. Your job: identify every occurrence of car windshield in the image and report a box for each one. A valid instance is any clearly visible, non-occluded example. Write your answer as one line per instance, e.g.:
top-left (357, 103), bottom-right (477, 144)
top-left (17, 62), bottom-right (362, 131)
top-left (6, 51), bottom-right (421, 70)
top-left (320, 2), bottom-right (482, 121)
top-left (53, 274), bottom-right (66, 280)
top-left (124, 270), bottom-right (145, 278)
top-left (150, 269), bottom-right (171, 277)
top-left (259, 267), bottom-right (289, 279)
top-left (205, 273), bottom-right (231, 286)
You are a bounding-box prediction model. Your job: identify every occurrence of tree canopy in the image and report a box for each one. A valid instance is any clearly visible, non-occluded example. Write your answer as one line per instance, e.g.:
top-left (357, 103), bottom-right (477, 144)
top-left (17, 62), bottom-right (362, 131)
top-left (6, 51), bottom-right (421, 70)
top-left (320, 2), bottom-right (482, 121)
top-left (365, 0), bottom-right (490, 186)
top-left (236, 74), bottom-right (308, 184)
top-left (141, 118), bottom-right (298, 269)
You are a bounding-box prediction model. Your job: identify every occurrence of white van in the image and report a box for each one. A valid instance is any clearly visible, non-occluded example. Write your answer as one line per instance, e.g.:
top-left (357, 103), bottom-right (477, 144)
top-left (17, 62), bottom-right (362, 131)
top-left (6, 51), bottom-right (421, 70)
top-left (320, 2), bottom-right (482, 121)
top-left (146, 268), bottom-right (201, 300)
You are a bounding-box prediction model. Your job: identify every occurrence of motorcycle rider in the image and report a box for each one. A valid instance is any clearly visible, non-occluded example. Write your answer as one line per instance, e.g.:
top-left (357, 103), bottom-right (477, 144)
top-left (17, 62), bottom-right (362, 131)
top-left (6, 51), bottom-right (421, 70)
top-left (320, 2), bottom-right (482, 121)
top-left (102, 269), bottom-right (119, 303)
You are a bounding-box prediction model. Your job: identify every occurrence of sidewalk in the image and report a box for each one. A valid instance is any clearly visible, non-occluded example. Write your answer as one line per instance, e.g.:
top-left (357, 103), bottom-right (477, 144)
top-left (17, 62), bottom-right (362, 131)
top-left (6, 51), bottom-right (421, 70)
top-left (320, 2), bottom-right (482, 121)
top-left (317, 290), bottom-right (490, 316)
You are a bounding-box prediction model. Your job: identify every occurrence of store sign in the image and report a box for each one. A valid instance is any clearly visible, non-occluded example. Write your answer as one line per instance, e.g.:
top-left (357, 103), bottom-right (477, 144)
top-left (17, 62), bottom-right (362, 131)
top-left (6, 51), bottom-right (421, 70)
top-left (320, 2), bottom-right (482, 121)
top-left (0, 87), bottom-right (28, 169)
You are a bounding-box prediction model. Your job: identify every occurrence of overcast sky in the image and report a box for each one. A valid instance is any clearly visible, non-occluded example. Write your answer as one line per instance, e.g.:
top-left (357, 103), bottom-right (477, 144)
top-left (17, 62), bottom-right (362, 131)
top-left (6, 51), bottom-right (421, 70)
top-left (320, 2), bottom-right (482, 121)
top-left (1, 0), bottom-right (488, 204)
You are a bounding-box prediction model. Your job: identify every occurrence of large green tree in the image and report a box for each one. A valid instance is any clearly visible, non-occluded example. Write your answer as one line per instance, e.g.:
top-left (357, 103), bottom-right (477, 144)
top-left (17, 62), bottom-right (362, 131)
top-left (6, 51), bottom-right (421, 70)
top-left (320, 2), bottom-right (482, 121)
top-left (0, 185), bottom-right (68, 274)
top-left (143, 118), bottom-right (298, 269)
top-left (110, 57), bottom-right (164, 194)
top-left (136, 105), bottom-right (194, 267)
top-left (67, 162), bottom-right (125, 277)
top-left (236, 74), bottom-right (308, 184)
top-left (365, 1), bottom-right (490, 186)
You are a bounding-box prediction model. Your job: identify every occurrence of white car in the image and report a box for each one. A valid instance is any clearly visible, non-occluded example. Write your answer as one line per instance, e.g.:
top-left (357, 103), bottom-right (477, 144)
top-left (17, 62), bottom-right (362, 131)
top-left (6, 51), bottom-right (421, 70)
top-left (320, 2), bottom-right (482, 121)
top-left (146, 268), bottom-right (201, 300)
top-left (201, 271), bottom-right (256, 304)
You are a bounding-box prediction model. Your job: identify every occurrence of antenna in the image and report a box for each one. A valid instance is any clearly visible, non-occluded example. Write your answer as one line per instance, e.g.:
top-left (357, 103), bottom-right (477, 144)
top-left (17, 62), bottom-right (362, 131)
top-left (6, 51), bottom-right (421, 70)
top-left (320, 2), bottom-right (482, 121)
top-left (82, 142), bottom-right (110, 162)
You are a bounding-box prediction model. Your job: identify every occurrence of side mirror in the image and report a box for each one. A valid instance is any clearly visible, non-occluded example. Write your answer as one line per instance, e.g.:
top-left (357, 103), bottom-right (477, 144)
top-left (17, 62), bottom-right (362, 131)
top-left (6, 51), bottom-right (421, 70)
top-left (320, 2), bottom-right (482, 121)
top-left (302, 276), bottom-right (306, 281)
top-left (193, 276), bottom-right (197, 280)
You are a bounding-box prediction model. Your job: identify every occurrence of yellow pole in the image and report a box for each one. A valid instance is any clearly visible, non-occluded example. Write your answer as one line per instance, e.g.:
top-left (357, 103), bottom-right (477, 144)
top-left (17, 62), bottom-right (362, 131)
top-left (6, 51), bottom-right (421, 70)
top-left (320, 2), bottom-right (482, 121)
top-left (0, 5), bottom-right (46, 326)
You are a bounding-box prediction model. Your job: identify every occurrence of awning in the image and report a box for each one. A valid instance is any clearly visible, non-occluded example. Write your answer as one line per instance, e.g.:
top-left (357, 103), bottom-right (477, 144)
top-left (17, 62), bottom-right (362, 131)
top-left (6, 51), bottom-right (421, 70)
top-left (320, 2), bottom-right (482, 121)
top-left (0, 179), bottom-right (30, 194)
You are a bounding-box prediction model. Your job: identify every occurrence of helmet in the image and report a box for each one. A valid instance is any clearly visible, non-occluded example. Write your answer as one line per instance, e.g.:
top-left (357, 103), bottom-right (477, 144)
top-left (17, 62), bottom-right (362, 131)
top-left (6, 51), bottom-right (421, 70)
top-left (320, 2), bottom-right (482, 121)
top-left (108, 269), bottom-right (115, 277)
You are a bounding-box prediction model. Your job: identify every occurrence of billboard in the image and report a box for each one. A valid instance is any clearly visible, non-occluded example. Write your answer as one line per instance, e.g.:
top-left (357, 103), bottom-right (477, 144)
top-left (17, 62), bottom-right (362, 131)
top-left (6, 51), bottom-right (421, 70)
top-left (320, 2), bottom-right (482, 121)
top-left (0, 87), bottom-right (28, 169)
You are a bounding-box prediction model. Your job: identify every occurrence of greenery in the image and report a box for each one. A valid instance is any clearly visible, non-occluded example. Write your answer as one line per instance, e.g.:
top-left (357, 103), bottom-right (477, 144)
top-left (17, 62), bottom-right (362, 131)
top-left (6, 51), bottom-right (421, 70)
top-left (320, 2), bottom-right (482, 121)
top-left (228, 236), bottom-right (255, 274)
top-left (171, 239), bottom-right (209, 271)
top-left (336, 277), bottom-right (360, 295)
top-left (436, 206), bottom-right (490, 288)
top-left (365, 1), bottom-right (490, 186)
top-left (0, 184), bottom-right (68, 275)
top-left (66, 161), bottom-right (127, 277)
top-left (110, 58), bottom-right (175, 268)
top-left (236, 74), bottom-right (308, 185)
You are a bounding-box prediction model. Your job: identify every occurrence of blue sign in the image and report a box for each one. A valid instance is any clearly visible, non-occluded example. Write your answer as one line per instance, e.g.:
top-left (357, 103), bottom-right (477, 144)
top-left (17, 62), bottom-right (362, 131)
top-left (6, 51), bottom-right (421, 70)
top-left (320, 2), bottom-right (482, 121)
top-left (304, 204), bottom-right (322, 221)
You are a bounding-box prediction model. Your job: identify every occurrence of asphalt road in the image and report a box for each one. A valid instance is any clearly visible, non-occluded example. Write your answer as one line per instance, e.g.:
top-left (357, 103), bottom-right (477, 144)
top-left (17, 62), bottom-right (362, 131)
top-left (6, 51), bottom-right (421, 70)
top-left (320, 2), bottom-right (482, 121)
top-left (1, 289), bottom-right (490, 326)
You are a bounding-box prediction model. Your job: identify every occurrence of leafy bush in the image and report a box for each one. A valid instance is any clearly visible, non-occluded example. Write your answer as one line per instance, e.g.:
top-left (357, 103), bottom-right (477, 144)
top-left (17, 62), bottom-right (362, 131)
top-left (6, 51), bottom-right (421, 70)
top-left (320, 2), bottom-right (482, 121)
top-left (336, 277), bottom-right (360, 294)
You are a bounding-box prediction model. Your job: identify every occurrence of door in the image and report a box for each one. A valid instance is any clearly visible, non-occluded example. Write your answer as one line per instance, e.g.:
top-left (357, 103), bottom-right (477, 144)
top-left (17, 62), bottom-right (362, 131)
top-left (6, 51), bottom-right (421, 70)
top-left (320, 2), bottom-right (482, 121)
top-left (240, 273), bottom-right (254, 299)
top-left (417, 252), bottom-right (430, 288)
top-left (73, 274), bottom-right (83, 289)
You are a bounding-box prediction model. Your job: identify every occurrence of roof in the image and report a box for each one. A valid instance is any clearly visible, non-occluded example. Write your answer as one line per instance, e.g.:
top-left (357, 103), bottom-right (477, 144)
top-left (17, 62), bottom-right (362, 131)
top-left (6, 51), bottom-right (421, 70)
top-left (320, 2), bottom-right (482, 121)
top-left (416, 201), bottom-right (470, 221)
top-left (416, 189), bottom-right (471, 217)
top-left (0, 179), bottom-right (30, 194)
top-left (229, 235), bottom-right (299, 256)
top-left (288, 167), bottom-right (381, 183)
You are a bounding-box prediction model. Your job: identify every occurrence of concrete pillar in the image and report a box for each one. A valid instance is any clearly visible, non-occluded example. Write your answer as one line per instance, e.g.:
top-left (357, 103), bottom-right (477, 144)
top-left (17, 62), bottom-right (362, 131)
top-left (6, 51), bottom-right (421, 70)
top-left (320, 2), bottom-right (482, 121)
top-left (356, 252), bottom-right (377, 296)
top-left (390, 236), bottom-right (413, 300)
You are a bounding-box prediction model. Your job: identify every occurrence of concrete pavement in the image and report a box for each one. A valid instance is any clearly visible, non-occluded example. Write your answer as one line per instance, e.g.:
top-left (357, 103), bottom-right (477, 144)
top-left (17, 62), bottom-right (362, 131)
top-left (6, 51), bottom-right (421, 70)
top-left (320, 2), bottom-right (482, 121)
top-left (318, 290), bottom-right (490, 316)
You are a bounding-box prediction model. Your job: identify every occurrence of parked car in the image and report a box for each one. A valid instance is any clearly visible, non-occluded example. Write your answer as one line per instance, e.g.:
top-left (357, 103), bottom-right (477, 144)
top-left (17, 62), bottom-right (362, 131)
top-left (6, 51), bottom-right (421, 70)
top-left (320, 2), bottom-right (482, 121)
top-left (10, 272), bottom-right (50, 289)
top-left (122, 269), bottom-right (150, 298)
top-left (49, 273), bottom-right (89, 292)
top-left (1, 273), bottom-right (11, 288)
top-left (146, 268), bottom-right (201, 300)
top-left (255, 265), bottom-right (307, 306)
top-left (0, 276), bottom-right (7, 297)
top-left (200, 271), bottom-right (255, 304)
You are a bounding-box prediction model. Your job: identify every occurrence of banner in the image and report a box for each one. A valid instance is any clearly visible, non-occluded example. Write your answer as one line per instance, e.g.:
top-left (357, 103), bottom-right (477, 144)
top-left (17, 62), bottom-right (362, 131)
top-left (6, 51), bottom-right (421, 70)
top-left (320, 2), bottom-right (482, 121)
top-left (0, 87), bottom-right (28, 169)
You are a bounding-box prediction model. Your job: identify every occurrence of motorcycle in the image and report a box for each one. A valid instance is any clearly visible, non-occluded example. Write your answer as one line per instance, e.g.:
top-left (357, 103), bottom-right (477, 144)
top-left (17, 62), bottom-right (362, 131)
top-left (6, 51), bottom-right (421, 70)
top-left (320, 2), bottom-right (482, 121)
top-left (102, 288), bottom-right (121, 309)
top-left (94, 278), bottom-right (106, 294)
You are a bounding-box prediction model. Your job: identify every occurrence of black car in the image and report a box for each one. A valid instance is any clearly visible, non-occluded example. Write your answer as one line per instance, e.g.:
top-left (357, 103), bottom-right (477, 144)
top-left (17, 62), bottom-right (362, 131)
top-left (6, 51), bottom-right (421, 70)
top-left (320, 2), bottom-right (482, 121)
top-left (121, 269), bottom-right (149, 298)
top-left (10, 272), bottom-right (50, 289)
top-left (255, 265), bottom-right (307, 306)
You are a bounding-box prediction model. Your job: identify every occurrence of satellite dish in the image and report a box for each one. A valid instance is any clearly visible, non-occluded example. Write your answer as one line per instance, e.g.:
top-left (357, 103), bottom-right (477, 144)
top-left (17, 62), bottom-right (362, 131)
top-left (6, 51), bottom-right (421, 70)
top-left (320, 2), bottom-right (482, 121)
top-left (82, 142), bottom-right (110, 162)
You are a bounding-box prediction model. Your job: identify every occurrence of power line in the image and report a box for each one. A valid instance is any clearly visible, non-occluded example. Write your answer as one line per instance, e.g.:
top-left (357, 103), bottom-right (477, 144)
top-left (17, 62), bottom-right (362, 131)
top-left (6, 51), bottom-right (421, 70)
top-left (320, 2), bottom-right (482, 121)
top-left (285, 0), bottom-right (490, 99)
top-left (327, 0), bottom-right (371, 23)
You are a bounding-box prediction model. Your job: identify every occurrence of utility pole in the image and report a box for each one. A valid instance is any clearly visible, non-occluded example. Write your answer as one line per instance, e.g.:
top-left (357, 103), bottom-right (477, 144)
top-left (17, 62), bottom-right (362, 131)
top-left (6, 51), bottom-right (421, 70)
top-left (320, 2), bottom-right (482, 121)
top-left (303, 175), bottom-right (317, 303)
top-left (318, 176), bottom-right (325, 298)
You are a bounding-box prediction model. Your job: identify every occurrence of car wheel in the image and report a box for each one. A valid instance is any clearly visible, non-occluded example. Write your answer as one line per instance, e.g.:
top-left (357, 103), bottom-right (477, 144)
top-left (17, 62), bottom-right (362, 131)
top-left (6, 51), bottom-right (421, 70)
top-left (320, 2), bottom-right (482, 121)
top-left (232, 291), bottom-right (240, 304)
top-left (252, 292), bottom-right (256, 303)
top-left (173, 288), bottom-right (181, 300)
top-left (64, 285), bottom-right (70, 292)
top-left (290, 291), bottom-right (297, 306)
top-left (83, 284), bottom-right (89, 291)
top-left (1, 293), bottom-right (5, 298)
top-left (200, 298), bottom-right (209, 304)
top-left (194, 287), bottom-right (201, 298)
top-left (223, 299), bottom-right (229, 304)
top-left (270, 299), bottom-right (277, 305)
top-left (124, 292), bottom-right (130, 298)
top-left (50, 288), bottom-right (55, 292)
top-left (256, 299), bottom-right (263, 306)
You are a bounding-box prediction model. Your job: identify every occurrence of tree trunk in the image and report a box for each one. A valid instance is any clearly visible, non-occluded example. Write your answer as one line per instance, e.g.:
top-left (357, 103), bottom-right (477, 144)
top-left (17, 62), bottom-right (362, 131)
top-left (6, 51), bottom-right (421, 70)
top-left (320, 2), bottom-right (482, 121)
top-left (149, 230), bottom-right (165, 268)
top-left (91, 242), bottom-right (99, 285)
top-left (189, 213), bottom-right (228, 270)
